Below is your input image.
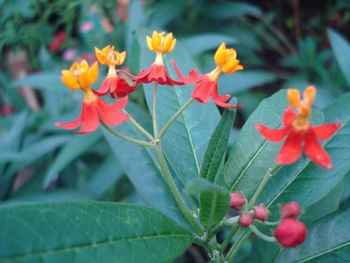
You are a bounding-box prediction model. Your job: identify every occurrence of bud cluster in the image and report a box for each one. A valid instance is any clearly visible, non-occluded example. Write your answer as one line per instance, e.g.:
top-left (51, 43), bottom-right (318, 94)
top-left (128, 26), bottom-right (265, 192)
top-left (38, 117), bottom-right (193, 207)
top-left (229, 192), bottom-right (307, 248)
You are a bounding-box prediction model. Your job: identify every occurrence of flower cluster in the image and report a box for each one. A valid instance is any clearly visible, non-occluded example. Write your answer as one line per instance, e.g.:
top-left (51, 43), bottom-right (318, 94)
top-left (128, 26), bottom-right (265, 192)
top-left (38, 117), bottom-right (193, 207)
top-left (230, 192), bottom-right (306, 248)
top-left (56, 31), bottom-right (243, 133)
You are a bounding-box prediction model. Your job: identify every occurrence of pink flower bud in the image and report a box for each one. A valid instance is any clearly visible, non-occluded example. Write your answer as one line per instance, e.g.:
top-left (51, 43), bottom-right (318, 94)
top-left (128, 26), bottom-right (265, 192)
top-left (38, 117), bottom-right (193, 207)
top-left (274, 218), bottom-right (307, 248)
top-left (230, 192), bottom-right (246, 211)
top-left (280, 201), bottom-right (301, 219)
top-left (253, 205), bottom-right (270, 221)
top-left (239, 213), bottom-right (253, 228)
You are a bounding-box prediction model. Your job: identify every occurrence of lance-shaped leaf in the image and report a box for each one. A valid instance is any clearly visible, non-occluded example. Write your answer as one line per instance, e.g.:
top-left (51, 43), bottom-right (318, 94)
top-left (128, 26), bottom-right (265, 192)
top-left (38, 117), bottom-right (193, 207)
top-left (0, 202), bottom-right (192, 263)
top-left (200, 98), bottom-right (237, 182)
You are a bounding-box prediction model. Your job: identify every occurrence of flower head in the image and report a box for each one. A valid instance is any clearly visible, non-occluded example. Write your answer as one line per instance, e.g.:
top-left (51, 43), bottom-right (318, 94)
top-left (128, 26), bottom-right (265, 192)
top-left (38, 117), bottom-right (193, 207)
top-left (274, 218), bottom-right (307, 248)
top-left (94, 46), bottom-right (136, 97)
top-left (256, 86), bottom-right (341, 169)
top-left (171, 43), bottom-right (243, 108)
top-left (239, 212), bottom-right (253, 228)
top-left (135, 31), bottom-right (184, 86)
top-left (253, 205), bottom-right (270, 221)
top-left (230, 191), bottom-right (246, 211)
top-left (280, 201), bottom-right (301, 219)
top-left (56, 60), bottom-right (129, 133)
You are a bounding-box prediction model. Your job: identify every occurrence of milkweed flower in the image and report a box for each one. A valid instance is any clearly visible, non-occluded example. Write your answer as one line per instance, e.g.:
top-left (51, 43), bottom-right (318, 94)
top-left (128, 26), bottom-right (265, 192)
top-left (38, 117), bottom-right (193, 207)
top-left (55, 60), bottom-right (129, 134)
top-left (171, 43), bottom-right (243, 108)
top-left (95, 46), bottom-right (136, 98)
top-left (230, 191), bottom-right (246, 211)
top-left (280, 201), bottom-right (301, 219)
top-left (256, 86), bottom-right (341, 169)
top-left (239, 212), bottom-right (253, 228)
top-left (274, 218), bottom-right (307, 248)
top-left (135, 31), bottom-right (184, 85)
top-left (253, 205), bottom-right (270, 221)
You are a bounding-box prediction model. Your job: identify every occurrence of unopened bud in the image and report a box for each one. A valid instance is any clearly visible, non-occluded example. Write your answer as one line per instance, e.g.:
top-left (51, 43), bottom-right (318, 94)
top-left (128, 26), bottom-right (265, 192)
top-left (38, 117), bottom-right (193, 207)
top-left (253, 205), bottom-right (270, 221)
top-left (274, 218), bottom-right (307, 247)
top-left (230, 192), bottom-right (246, 211)
top-left (239, 212), bottom-right (253, 228)
top-left (280, 201), bottom-right (301, 219)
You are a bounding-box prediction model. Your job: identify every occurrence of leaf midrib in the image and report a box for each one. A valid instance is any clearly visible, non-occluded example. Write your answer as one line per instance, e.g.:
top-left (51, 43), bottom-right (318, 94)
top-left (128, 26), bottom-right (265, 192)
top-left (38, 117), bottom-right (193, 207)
top-left (1, 233), bottom-right (189, 262)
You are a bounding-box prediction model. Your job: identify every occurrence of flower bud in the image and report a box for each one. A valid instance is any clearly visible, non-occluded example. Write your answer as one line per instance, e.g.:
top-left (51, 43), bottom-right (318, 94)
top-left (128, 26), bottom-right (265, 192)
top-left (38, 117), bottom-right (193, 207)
top-left (239, 213), bottom-right (253, 228)
top-left (280, 201), bottom-right (301, 219)
top-left (253, 205), bottom-right (270, 221)
top-left (274, 218), bottom-right (307, 247)
top-left (230, 192), bottom-right (246, 211)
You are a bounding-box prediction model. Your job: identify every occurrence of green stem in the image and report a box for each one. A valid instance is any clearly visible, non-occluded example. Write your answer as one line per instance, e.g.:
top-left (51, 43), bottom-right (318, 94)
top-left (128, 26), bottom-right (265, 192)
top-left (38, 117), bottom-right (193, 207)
top-left (152, 83), bottom-right (159, 137)
top-left (249, 225), bottom-right (276, 242)
top-left (122, 109), bottom-right (154, 140)
top-left (219, 223), bottom-right (240, 253)
top-left (226, 229), bottom-right (252, 262)
top-left (101, 122), bottom-right (154, 148)
top-left (247, 165), bottom-right (282, 209)
top-left (211, 216), bottom-right (239, 237)
top-left (158, 98), bottom-right (193, 139)
top-left (154, 144), bottom-right (203, 235)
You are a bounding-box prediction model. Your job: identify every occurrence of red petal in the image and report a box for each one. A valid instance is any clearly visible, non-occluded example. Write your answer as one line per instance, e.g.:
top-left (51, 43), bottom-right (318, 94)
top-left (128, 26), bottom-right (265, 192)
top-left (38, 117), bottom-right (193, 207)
top-left (211, 85), bottom-right (241, 108)
top-left (192, 78), bottom-right (215, 104)
top-left (276, 131), bottom-right (303, 165)
top-left (95, 77), bottom-right (112, 95)
top-left (55, 105), bottom-right (83, 130)
top-left (76, 102), bottom-right (99, 134)
top-left (111, 96), bottom-right (128, 111)
top-left (256, 124), bottom-right (288, 142)
top-left (313, 121), bottom-right (341, 140)
top-left (304, 129), bottom-right (332, 169)
top-left (170, 59), bottom-right (200, 84)
top-left (96, 98), bottom-right (129, 126)
top-left (116, 69), bottom-right (138, 80)
top-left (113, 78), bottom-right (137, 97)
top-left (282, 108), bottom-right (297, 127)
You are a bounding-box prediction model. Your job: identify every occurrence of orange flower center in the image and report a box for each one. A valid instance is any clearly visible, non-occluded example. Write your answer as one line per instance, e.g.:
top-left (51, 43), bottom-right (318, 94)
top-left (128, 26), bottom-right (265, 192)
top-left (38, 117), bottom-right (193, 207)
top-left (83, 88), bottom-right (97, 103)
top-left (208, 66), bottom-right (222, 80)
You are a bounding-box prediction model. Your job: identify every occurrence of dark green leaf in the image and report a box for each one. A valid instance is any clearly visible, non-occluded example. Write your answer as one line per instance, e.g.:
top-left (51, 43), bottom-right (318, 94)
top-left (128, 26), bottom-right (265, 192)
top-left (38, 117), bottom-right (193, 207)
top-left (205, 2), bottom-right (262, 20)
top-left (200, 98), bottom-right (237, 182)
top-left (0, 202), bottom-right (192, 263)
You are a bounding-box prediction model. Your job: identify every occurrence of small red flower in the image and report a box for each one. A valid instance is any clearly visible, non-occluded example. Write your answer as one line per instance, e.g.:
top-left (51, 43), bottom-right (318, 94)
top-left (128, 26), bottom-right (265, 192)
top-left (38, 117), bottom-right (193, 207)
top-left (239, 213), bottom-right (253, 228)
top-left (95, 46), bottom-right (137, 98)
top-left (230, 191), bottom-right (246, 211)
top-left (274, 218), bottom-right (307, 248)
top-left (280, 201), bottom-right (301, 219)
top-left (49, 31), bottom-right (66, 52)
top-left (136, 63), bottom-right (184, 86)
top-left (256, 86), bottom-right (341, 169)
top-left (253, 205), bottom-right (270, 221)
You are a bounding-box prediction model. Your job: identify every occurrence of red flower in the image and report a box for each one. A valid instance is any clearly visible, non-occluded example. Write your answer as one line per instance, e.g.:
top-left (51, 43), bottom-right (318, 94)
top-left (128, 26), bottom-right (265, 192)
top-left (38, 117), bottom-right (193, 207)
top-left (171, 59), bottom-right (241, 109)
top-left (274, 218), bottom-right (307, 248)
top-left (49, 31), bottom-right (66, 52)
top-left (239, 213), bottom-right (253, 228)
top-left (256, 87), bottom-right (341, 169)
top-left (95, 46), bottom-right (137, 98)
top-left (136, 63), bottom-right (184, 86)
top-left (230, 191), bottom-right (247, 211)
top-left (56, 94), bottom-right (129, 134)
top-left (280, 201), bottom-right (301, 219)
top-left (253, 205), bottom-right (270, 221)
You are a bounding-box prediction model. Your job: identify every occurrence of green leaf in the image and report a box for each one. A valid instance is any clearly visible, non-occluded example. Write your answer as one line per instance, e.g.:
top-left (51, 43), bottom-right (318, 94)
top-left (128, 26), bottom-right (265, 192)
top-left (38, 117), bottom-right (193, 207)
top-left (224, 90), bottom-right (288, 197)
top-left (12, 73), bottom-right (63, 90)
top-left (181, 33), bottom-right (237, 56)
top-left (200, 98), bottom-right (237, 182)
top-left (102, 103), bottom-right (189, 229)
top-left (274, 208), bottom-right (350, 262)
top-left (199, 187), bottom-right (230, 229)
top-left (328, 29), bottom-right (350, 87)
top-left (138, 30), bottom-right (220, 185)
top-left (43, 132), bottom-right (102, 188)
top-left (219, 70), bottom-right (277, 94)
top-left (204, 2), bottom-right (262, 20)
top-left (0, 202), bottom-right (192, 263)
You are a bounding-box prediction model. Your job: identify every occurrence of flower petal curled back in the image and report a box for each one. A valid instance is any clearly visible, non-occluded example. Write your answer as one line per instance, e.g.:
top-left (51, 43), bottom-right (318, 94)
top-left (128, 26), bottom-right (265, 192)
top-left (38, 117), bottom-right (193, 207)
top-left (55, 115), bottom-right (82, 130)
top-left (170, 59), bottom-right (202, 84)
top-left (77, 102), bottom-right (100, 134)
top-left (96, 98), bottom-right (129, 126)
top-left (304, 128), bottom-right (332, 169)
top-left (313, 121), bottom-right (341, 140)
top-left (95, 76), bottom-right (136, 97)
top-left (256, 124), bottom-right (288, 142)
top-left (282, 108), bottom-right (297, 127)
top-left (276, 130), bottom-right (303, 165)
top-left (136, 64), bottom-right (184, 86)
top-left (192, 78), bottom-right (216, 104)
top-left (212, 85), bottom-right (241, 109)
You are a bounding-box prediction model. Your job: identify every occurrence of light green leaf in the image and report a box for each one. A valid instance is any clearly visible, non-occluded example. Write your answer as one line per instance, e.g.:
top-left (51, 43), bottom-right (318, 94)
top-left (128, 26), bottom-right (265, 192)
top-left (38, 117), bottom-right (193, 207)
top-left (274, 208), bottom-right (350, 262)
top-left (328, 29), bottom-right (350, 87)
top-left (200, 98), bottom-right (237, 182)
top-left (43, 132), bottom-right (102, 188)
top-left (0, 202), bottom-right (192, 263)
top-left (138, 30), bottom-right (220, 186)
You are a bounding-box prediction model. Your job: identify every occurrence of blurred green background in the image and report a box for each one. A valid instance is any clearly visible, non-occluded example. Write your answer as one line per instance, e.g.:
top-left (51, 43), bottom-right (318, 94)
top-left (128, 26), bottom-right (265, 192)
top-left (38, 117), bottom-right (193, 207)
top-left (1, 0), bottom-right (350, 261)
